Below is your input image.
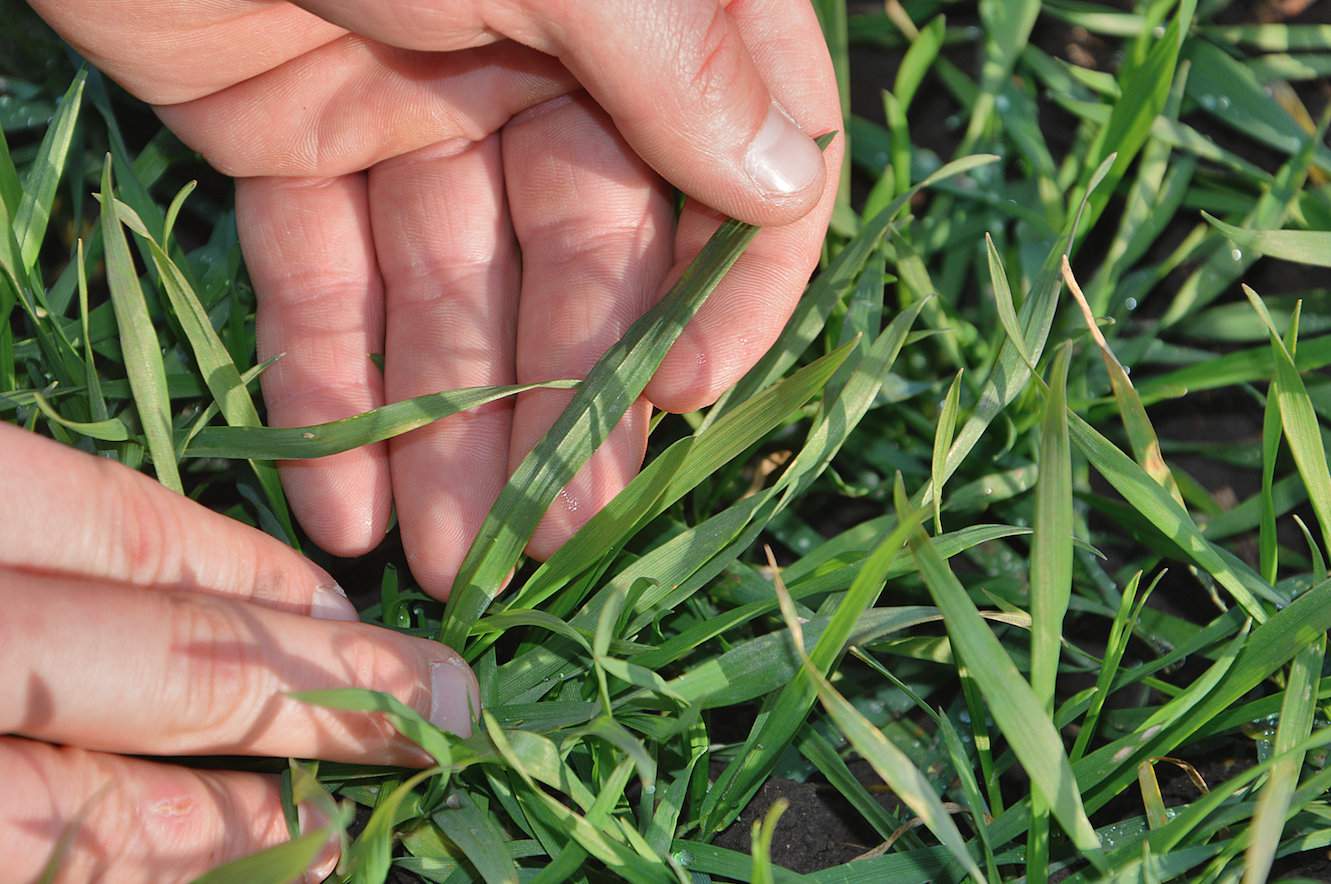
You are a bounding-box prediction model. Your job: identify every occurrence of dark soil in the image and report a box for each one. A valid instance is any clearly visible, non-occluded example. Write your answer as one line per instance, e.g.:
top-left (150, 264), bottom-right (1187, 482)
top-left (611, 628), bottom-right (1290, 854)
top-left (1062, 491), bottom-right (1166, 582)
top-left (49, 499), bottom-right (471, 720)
top-left (713, 774), bottom-right (887, 873)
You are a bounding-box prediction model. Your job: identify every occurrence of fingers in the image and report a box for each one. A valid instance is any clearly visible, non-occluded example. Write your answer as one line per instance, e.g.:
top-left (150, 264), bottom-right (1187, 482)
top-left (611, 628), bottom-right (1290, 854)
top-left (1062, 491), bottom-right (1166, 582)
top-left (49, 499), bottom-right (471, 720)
top-left (0, 738), bottom-right (335, 884)
top-left (236, 174), bottom-right (392, 557)
top-left (0, 424), bottom-right (355, 621)
top-left (289, 0), bottom-right (827, 225)
top-left (502, 95), bottom-right (675, 558)
top-left (28, 0), bottom-right (345, 105)
top-left (646, 0), bottom-right (845, 412)
top-left (0, 572), bottom-right (479, 765)
top-left (368, 137), bottom-right (519, 599)
top-left (158, 36), bottom-right (574, 178)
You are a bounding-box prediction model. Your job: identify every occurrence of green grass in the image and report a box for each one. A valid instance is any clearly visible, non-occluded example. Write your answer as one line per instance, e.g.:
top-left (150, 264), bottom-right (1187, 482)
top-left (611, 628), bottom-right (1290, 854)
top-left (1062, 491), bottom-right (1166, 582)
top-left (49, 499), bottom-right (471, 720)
top-left (7, 1), bottom-right (1331, 881)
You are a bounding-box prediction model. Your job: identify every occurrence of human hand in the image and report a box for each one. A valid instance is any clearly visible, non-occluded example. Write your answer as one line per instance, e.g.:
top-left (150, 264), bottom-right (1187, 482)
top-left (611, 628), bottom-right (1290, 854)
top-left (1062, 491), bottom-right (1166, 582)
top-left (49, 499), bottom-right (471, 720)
top-left (0, 424), bottom-right (479, 882)
top-left (29, 0), bottom-right (844, 597)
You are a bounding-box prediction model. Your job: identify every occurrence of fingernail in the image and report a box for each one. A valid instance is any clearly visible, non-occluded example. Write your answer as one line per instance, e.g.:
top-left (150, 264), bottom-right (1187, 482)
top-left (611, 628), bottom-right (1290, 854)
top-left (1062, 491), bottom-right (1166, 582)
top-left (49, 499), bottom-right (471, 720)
top-left (296, 804), bottom-right (340, 882)
top-left (429, 660), bottom-right (479, 737)
top-left (744, 102), bottom-right (823, 199)
top-left (310, 583), bottom-right (358, 622)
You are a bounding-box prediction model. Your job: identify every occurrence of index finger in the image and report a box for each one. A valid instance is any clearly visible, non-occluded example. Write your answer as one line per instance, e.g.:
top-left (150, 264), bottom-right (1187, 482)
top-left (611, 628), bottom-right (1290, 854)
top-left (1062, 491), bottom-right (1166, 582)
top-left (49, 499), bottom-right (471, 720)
top-left (0, 424), bottom-right (356, 621)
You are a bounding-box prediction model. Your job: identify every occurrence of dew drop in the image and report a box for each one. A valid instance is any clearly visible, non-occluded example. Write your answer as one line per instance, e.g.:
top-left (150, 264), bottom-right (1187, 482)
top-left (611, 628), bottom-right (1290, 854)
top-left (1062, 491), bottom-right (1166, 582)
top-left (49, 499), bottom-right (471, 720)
top-left (1200, 95), bottom-right (1218, 111)
top-left (1231, 247), bottom-right (1243, 262)
top-left (1124, 297), bottom-right (1138, 311)
top-left (995, 94), bottom-right (1011, 112)
top-left (983, 486), bottom-right (994, 496)
top-left (1153, 25), bottom-right (1166, 38)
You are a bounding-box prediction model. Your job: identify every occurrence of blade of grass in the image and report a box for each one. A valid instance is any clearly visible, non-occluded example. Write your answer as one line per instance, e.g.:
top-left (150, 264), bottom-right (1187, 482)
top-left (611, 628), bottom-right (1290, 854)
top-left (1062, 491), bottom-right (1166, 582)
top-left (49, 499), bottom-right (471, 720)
top-left (1259, 371), bottom-right (1283, 584)
top-left (25, 389), bottom-right (129, 441)
top-left (931, 371), bottom-right (964, 533)
top-left (185, 381), bottom-right (574, 459)
top-left (1137, 761), bottom-right (1169, 830)
top-left (346, 768), bottom-right (438, 884)
top-left (1027, 344), bottom-right (1074, 884)
top-left (1243, 635), bottom-right (1326, 883)
top-left (98, 156), bottom-right (180, 492)
top-left (771, 570), bottom-right (985, 883)
top-left (14, 70), bottom-right (86, 272)
top-left (290, 689), bottom-right (456, 770)
top-left (1245, 285), bottom-right (1331, 552)
top-left (191, 829), bottom-right (334, 884)
top-left (1029, 342), bottom-right (1075, 709)
top-left (1064, 256), bottom-right (1183, 505)
top-left (962, 0), bottom-right (1039, 149)
top-left (1203, 214), bottom-right (1331, 268)
top-left (1071, 571), bottom-right (1163, 761)
top-left (431, 788), bottom-right (521, 884)
top-left (1068, 411), bottom-right (1280, 620)
top-left (0, 127), bottom-right (20, 217)
top-left (75, 240), bottom-right (108, 424)
top-left (985, 232), bottom-right (1033, 370)
top-left (1072, 2), bottom-right (1192, 238)
top-left (908, 523), bottom-right (1102, 853)
top-left (750, 799), bottom-right (789, 884)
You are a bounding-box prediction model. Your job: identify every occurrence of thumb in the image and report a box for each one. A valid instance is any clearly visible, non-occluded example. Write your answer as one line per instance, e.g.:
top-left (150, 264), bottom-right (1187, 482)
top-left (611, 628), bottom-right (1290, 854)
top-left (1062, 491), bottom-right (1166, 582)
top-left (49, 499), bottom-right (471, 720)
top-left (531, 0), bottom-right (829, 225)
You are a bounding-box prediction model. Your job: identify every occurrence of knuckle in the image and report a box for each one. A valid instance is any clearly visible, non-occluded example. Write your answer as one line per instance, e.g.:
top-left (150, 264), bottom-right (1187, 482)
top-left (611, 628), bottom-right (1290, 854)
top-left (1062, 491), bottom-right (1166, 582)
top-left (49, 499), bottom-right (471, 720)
top-left (102, 462), bottom-right (178, 587)
top-left (255, 263), bottom-right (370, 310)
top-left (523, 221), bottom-right (657, 269)
top-left (244, 564), bottom-right (297, 614)
top-left (161, 596), bottom-right (264, 750)
top-left (337, 634), bottom-right (429, 740)
top-left (378, 251), bottom-right (495, 294)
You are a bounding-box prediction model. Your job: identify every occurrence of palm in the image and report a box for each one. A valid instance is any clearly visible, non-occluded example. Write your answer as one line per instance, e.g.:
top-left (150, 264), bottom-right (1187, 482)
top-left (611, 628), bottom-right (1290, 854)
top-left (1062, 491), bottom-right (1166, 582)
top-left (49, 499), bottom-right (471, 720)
top-left (31, 0), bottom-right (842, 598)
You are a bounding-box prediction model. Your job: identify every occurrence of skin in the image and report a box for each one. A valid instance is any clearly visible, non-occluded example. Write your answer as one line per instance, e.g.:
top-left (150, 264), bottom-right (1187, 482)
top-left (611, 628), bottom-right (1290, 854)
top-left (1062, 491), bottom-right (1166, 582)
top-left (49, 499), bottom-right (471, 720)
top-left (11, 1), bottom-right (841, 879)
